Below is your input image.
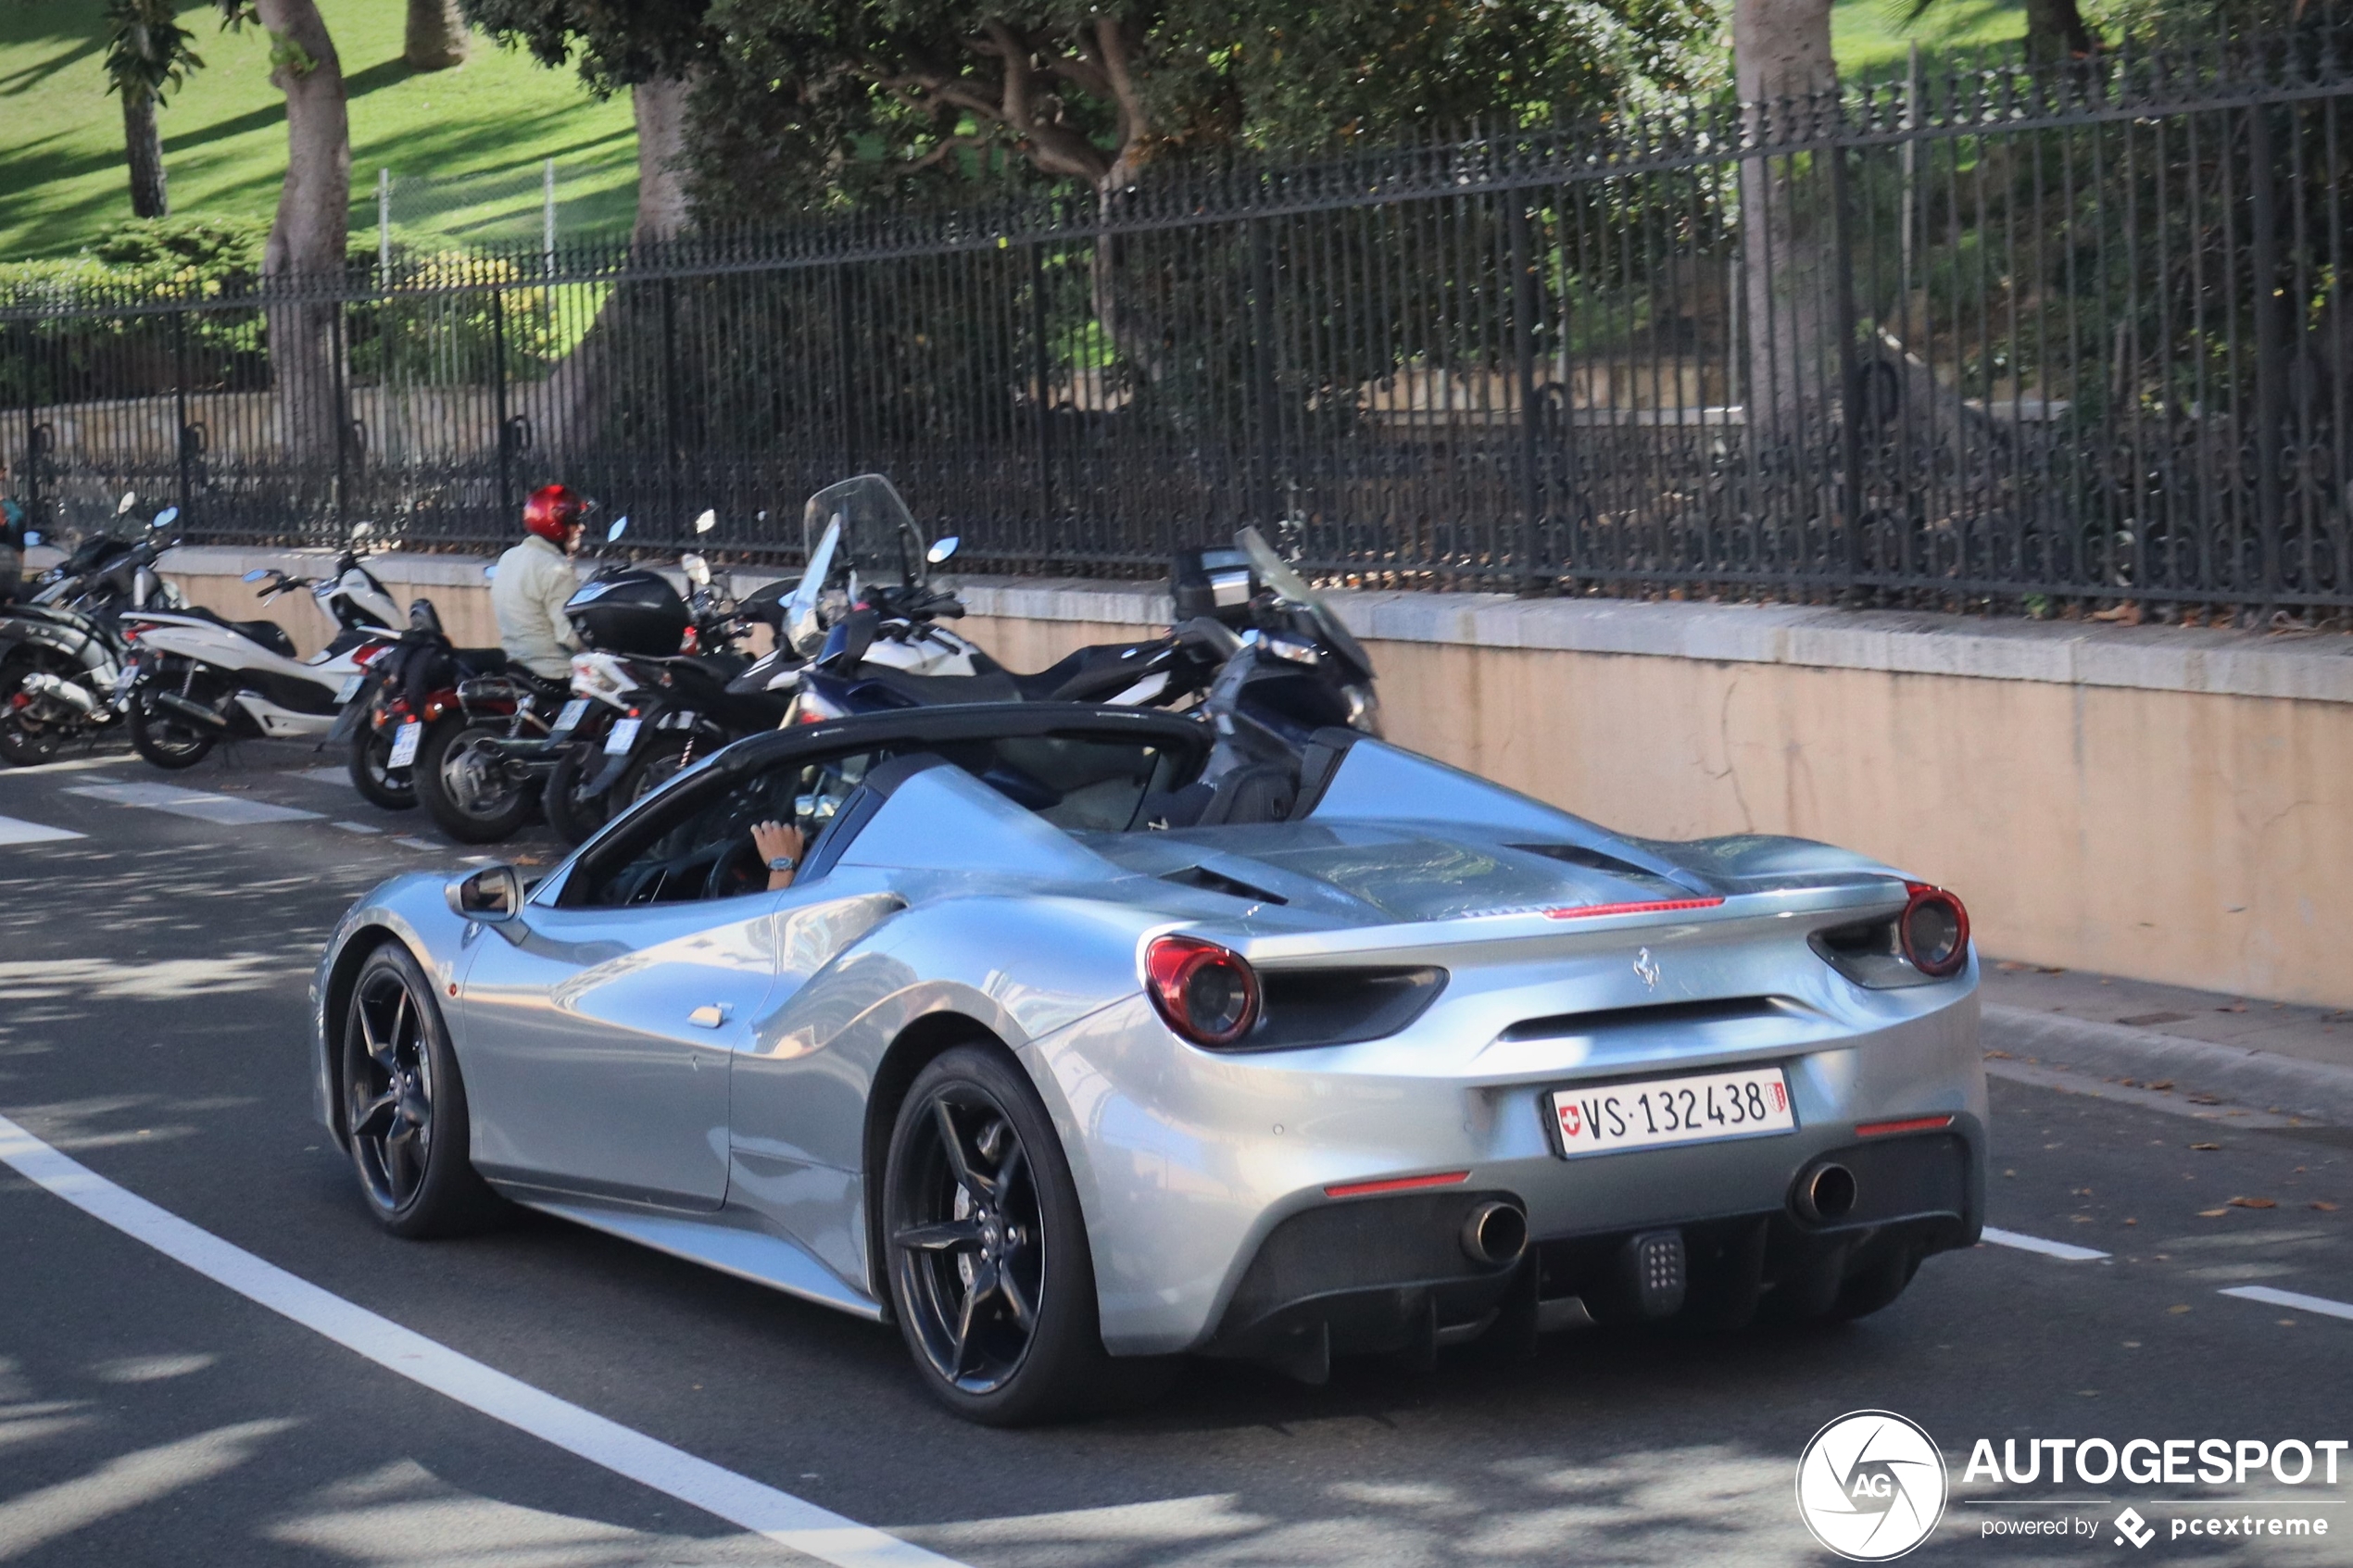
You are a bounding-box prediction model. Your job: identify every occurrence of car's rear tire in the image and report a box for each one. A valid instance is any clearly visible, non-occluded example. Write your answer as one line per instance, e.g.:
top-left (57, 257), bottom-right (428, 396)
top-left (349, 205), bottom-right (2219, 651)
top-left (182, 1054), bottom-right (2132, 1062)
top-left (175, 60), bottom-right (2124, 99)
top-left (415, 716), bottom-right (534, 843)
top-left (339, 941), bottom-right (504, 1239)
top-left (883, 1044), bottom-right (1144, 1425)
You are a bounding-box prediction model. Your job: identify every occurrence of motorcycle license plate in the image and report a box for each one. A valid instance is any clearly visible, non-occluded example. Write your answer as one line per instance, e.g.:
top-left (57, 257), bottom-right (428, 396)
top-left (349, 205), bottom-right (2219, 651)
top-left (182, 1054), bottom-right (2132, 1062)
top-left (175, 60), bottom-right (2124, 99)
top-left (336, 674), bottom-right (364, 703)
top-left (604, 717), bottom-right (642, 755)
top-left (550, 698), bottom-right (589, 738)
top-left (1548, 1066), bottom-right (1795, 1159)
top-left (387, 721), bottom-right (422, 769)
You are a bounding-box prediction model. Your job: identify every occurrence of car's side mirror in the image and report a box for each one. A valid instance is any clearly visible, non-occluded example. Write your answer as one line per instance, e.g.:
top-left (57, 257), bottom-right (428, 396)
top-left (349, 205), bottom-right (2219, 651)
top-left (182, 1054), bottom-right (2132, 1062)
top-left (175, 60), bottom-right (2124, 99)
top-left (925, 534), bottom-right (960, 566)
top-left (447, 864), bottom-right (523, 923)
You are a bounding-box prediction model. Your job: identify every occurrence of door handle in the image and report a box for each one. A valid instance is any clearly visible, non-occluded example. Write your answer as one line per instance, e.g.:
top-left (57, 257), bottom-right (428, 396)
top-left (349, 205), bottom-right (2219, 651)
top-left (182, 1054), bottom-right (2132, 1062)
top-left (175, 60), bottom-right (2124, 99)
top-left (686, 1003), bottom-right (731, 1028)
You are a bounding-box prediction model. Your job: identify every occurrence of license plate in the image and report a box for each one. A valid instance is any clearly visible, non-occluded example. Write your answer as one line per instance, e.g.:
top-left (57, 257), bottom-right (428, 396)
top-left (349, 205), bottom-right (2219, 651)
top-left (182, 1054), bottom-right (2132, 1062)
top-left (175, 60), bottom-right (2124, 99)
top-left (550, 697), bottom-right (588, 736)
top-left (336, 674), bottom-right (364, 703)
top-left (387, 721), bottom-right (422, 769)
top-left (604, 716), bottom-right (642, 755)
top-left (1549, 1066), bottom-right (1795, 1158)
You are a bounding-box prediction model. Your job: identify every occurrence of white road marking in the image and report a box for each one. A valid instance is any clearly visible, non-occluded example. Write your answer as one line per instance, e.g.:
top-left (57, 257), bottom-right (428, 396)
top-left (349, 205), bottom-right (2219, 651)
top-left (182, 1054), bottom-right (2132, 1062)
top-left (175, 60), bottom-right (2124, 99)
top-left (0, 753), bottom-right (134, 777)
top-left (332, 821), bottom-right (384, 834)
top-left (392, 835), bottom-right (441, 851)
top-left (0, 813), bottom-right (83, 845)
top-left (283, 767), bottom-right (354, 786)
top-left (0, 1112), bottom-right (961, 1568)
top-left (62, 782), bottom-right (322, 826)
top-left (2220, 1285), bottom-right (2353, 1323)
top-left (1983, 1058), bottom-right (2311, 1129)
top-left (1982, 1226), bottom-right (2110, 1262)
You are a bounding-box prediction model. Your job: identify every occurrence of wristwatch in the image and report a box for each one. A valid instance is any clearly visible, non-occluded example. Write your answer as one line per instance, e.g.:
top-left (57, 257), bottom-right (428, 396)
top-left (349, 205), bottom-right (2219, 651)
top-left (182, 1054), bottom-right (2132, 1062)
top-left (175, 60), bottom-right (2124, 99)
top-left (767, 855), bottom-right (798, 872)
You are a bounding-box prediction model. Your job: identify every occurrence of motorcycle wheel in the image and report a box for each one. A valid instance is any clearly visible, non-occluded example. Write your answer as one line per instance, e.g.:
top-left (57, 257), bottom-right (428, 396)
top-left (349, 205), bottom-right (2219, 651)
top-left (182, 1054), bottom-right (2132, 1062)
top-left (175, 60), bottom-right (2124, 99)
top-left (543, 742), bottom-right (611, 847)
top-left (127, 678), bottom-right (218, 770)
top-left (347, 717), bottom-right (417, 811)
top-left (415, 717), bottom-right (535, 844)
top-left (0, 649), bottom-right (69, 767)
top-left (615, 733), bottom-right (695, 810)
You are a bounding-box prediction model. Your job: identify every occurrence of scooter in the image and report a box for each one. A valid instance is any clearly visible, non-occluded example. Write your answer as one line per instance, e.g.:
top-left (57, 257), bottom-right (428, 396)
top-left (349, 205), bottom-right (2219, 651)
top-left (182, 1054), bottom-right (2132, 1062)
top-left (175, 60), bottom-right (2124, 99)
top-left (117, 533), bottom-right (401, 770)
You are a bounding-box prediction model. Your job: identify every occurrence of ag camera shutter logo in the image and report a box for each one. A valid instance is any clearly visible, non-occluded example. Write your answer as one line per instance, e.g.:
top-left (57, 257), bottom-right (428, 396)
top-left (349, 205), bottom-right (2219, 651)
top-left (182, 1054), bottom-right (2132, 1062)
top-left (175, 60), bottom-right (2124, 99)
top-left (1795, 1410), bottom-right (1949, 1560)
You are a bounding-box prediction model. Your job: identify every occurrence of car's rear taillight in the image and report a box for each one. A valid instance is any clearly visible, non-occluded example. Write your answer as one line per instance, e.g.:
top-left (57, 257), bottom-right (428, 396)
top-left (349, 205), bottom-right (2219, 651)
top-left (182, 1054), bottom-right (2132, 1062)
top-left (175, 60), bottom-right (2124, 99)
top-left (1899, 884), bottom-right (1969, 977)
top-left (1145, 935), bottom-right (1260, 1047)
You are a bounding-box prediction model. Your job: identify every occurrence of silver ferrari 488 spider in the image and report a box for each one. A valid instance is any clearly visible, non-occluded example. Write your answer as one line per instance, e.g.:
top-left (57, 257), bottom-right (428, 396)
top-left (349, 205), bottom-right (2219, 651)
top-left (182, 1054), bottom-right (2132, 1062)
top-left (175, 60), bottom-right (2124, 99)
top-left (312, 701), bottom-right (1984, 1424)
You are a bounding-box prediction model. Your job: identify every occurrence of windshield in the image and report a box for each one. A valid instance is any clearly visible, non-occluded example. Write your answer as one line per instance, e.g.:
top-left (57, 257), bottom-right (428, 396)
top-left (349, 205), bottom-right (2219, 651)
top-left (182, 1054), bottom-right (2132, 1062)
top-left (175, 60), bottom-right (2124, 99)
top-left (1235, 526), bottom-right (1374, 681)
top-left (800, 475), bottom-right (929, 591)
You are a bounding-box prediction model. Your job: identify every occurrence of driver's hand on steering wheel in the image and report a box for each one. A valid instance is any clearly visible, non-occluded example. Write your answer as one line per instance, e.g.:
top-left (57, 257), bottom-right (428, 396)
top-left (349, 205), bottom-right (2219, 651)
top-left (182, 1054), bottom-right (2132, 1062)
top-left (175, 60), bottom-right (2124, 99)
top-left (751, 819), bottom-right (805, 891)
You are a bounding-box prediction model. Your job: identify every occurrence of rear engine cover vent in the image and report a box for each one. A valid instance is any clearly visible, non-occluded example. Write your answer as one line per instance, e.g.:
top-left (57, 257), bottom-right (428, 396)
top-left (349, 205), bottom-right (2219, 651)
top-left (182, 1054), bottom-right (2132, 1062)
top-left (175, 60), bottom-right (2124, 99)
top-left (1502, 996), bottom-right (1793, 1042)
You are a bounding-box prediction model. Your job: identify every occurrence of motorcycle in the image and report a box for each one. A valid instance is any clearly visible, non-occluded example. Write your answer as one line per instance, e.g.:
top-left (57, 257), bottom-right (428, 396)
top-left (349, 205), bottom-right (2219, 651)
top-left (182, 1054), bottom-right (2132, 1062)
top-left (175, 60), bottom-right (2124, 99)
top-left (117, 530), bottom-right (401, 770)
top-left (325, 595), bottom-right (508, 812)
top-left (780, 474), bottom-right (1235, 724)
top-left (0, 500), bottom-right (182, 766)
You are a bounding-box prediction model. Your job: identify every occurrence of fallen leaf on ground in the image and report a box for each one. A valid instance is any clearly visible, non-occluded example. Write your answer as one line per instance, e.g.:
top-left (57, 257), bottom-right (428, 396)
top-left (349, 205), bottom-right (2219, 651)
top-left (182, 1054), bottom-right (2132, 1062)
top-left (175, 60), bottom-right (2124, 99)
top-left (2312, 1201), bottom-right (2340, 1212)
top-left (2123, 1218), bottom-right (2138, 1225)
top-left (1984, 1049), bottom-right (2014, 1060)
top-left (2168, 1303), bottom-right (2194, 1313)
top-left (2197, 1208), bottom-right (2230, 1217)
top-left (2190, 1142), bottom-right (2221, 1150)
top-left (2227, 1197), bottom-right (2276, 1209)
top-left (2148, 1080), bottom-right (2174, 1090)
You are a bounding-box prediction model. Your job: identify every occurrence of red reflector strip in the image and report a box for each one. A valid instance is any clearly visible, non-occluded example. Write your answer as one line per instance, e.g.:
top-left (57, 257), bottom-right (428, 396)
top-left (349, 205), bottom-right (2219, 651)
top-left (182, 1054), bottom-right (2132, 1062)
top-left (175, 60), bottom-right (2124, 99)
top-left (1544, 897), bottom-right (1725, 920)
top-left (1323, 1170), bottom-right (1470, 1199)
top-left (1855, 1114), bottom-right (1955, 1137)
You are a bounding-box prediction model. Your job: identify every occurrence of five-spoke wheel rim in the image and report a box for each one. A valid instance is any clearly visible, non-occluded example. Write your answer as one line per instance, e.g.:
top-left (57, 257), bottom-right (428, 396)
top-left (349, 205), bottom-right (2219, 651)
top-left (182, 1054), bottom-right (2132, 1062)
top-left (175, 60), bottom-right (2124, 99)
top-left (346, 966), bottom-right (434, 1214)
top-left (890, 1087), bottom-right (1046, 1395)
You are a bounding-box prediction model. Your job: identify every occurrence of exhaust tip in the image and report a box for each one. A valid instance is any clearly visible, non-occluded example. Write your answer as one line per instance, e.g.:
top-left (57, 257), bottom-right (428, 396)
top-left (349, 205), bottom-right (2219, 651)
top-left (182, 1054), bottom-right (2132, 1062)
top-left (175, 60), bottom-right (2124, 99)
top-left (1461, 1200), bottom-right (1529, 1266)
top-left (1798, 1161), bottom-right (1857, 1223)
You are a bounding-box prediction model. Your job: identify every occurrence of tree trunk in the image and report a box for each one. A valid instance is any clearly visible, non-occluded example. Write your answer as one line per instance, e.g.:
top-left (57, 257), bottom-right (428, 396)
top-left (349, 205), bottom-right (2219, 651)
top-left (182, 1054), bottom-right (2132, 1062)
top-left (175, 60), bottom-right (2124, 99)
top-left (258, 0), bottom-right (350, 464)
top-left (2022, 0), bottom-right (2099, 58)
top-left (1733, 0), bottom-right (1838, 445)
top-left (121, 87), bottom-right (168, 219)
top-left (403, 0), bottom-right (471, 71)
top-left (631, 74), bottom-right (694, 245)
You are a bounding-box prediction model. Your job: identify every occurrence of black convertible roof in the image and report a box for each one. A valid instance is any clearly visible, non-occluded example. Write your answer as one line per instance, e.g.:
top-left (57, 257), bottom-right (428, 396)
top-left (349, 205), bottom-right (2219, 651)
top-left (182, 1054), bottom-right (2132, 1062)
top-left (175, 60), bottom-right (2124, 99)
top-left (711, 702), bottom-right (1217, 780)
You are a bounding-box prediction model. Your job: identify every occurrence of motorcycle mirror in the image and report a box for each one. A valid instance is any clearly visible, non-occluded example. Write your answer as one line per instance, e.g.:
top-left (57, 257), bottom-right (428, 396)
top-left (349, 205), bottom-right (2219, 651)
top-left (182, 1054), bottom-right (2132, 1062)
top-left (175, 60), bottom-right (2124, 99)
top-left (482, 563), bottom-right (498, 582)
top-left (241, 568), bottom-right (271, 583)
top-left (607, 516), bottom-right (629, 543)
top-left (680, 553), bottom-right (712, 587)
top-left (692, 508), bottom-right (716, 534)
top-left (925, 534), bottom-right (961, 566)
top-left (446, 864), bottom-right (523, 924)
top-left (152, 506), bottom-right (179, 529)
top-left (350, 520), bottom-right (373, 540)
top-left (117, 491), bottom-right (136, 515)
top-left (21, 531), bottom-right (39, 547)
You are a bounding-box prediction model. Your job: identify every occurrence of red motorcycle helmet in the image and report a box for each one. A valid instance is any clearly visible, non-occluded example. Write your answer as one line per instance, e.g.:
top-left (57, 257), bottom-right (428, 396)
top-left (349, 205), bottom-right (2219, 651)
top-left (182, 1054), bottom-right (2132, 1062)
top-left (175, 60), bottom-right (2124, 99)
top-left (522, 483), bottom-right (590, 546)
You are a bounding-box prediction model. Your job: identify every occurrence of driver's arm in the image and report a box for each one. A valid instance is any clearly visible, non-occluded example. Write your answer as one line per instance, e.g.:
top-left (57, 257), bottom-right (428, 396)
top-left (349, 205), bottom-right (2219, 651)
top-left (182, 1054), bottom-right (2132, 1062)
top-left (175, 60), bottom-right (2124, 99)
top-left (751, 820), bottom-right (805, 891)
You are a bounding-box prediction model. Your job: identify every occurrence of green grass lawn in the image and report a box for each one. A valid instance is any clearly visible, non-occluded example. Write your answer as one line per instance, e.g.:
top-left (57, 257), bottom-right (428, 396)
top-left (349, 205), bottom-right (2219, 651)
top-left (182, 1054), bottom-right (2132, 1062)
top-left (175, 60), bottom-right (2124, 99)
top-left (0, 1), bottom-right (2023, 264)
top-left (0, 0), bottom-right (637, 262)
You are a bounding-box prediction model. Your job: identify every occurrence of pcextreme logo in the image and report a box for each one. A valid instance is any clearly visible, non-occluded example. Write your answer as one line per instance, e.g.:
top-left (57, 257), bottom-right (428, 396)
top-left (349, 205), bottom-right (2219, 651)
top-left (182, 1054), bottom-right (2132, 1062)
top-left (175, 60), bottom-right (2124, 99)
top-left (1796, 1410), bottom-right (1951, 1561)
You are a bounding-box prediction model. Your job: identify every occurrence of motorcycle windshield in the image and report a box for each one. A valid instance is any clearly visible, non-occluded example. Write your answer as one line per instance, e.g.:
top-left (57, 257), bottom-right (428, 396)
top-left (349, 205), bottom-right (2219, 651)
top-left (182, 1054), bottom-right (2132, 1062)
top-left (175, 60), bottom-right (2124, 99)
top-left (1235, 526), bottom-right (1375, 682)
top-left (800, 475), bottom-right (929, 590)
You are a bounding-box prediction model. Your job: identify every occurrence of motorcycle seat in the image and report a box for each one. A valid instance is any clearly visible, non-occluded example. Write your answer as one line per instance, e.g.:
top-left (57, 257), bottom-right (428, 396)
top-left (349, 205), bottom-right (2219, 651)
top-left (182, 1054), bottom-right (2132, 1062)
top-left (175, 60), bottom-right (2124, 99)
top-left (174, 604), bottom-right (297, 659)
top-left (452, 646), bottom-right (509, 673)
top-left (1010, 640), bottom-right (1159, 703)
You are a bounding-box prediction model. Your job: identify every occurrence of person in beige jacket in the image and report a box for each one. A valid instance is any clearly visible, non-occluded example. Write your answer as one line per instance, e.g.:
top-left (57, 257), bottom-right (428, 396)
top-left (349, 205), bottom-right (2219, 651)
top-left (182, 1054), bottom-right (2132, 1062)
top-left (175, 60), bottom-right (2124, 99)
top-left (491, 483), bottom-right (588, 681)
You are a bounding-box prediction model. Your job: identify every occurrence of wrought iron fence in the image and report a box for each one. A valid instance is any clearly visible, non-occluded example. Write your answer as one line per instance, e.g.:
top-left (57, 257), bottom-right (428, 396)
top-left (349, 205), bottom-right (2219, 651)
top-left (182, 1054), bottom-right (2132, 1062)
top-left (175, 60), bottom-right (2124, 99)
top-left (8, 30), bottom-right (2353, 613)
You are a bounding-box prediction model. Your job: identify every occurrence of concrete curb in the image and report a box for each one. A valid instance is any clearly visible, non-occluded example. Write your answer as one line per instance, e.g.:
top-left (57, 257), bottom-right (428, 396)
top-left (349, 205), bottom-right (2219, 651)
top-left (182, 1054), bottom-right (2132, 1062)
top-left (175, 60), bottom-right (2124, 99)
top-left (1982, 1004), bottom-right (2353, 1125)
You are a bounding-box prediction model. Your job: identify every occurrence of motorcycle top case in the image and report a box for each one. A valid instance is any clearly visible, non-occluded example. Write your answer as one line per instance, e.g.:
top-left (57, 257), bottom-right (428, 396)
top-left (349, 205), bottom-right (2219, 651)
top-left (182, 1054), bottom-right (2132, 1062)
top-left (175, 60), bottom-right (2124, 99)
top-left (564, 570), bottom-right (689, 658)
top-left (1170, 546), bottom-right (1259, 628)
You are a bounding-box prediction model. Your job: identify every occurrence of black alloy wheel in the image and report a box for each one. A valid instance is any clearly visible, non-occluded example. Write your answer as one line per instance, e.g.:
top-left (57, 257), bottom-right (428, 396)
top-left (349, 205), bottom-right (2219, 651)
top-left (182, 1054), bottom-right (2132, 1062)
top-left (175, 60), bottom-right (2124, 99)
top-left (339, 943), bottom-right (501, 1237)
top-left (884, 1046), bottom-right (1148, 1424)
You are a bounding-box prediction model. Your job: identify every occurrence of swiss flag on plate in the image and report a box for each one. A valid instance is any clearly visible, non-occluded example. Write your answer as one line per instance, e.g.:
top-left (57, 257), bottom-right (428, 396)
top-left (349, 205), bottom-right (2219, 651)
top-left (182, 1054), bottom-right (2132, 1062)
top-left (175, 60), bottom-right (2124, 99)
top-left (1559, 1102), bottom-right (1583, 1138)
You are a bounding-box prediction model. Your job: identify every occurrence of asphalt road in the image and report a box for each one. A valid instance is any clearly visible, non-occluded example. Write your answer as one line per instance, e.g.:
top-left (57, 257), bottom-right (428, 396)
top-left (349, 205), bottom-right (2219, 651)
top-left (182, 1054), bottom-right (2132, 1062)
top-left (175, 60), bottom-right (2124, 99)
top-left (2, 741), bottom-right (2348, 1567)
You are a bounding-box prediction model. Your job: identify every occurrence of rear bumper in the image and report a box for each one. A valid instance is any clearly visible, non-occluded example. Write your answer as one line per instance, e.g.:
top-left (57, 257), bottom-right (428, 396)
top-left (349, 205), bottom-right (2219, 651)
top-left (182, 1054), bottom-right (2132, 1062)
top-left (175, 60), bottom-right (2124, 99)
top-left (1028, 976), bottom-right (1985, 1355)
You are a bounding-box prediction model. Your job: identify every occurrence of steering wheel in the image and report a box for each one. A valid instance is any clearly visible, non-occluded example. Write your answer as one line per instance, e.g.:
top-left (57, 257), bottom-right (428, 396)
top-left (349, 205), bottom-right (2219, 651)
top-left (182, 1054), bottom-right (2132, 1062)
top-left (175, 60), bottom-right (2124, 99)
top-left (704, 834), bottom-right (770, 900)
